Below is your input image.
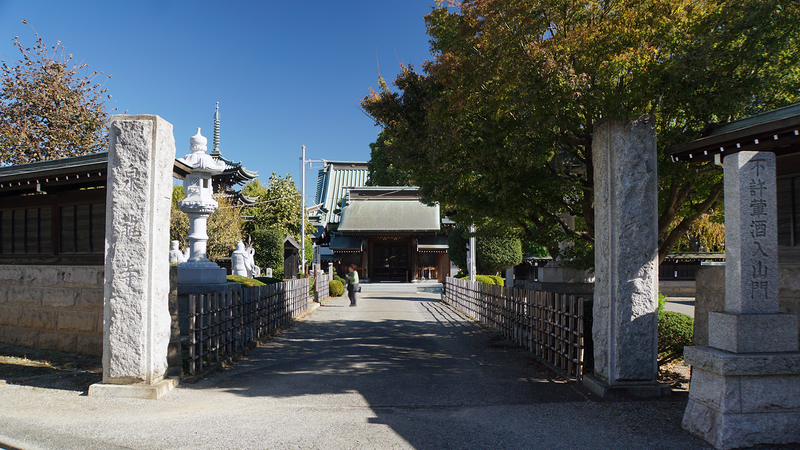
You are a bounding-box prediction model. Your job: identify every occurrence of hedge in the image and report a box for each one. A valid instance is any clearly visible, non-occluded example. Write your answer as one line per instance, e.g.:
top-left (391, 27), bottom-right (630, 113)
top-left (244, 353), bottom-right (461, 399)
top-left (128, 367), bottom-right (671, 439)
top-left (658, 310), bottom-right (694, 366)
top-left (457, 274), bottom-right (504, 286)
top-left (226, 275), bottom-right (266, 287)
top-left (447, 225), bottom-right (522, 274)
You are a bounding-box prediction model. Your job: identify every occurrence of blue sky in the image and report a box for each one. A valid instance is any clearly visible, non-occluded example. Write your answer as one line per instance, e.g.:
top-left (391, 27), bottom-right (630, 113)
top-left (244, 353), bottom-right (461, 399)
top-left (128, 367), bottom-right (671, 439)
top-left (0, 1), bottom-right (446, 204)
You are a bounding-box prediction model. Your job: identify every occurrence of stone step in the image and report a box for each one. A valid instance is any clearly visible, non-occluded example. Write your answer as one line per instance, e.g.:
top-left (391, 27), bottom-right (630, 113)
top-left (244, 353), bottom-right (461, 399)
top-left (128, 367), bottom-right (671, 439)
top-left (359, 282), bottom-right (443, 294)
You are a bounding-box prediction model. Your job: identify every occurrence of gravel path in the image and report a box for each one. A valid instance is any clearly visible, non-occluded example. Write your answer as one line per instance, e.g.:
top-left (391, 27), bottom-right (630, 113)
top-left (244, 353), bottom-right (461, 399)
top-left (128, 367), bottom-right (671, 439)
top-left (0, 293), bottom-right (711, 449)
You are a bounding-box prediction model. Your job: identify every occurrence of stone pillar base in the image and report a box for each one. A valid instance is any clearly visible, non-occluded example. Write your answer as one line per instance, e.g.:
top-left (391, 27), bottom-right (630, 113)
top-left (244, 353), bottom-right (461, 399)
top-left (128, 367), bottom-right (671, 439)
top-left (683, 346), bottom-right (800, 449)
top-left (177, 263), bottom-right (227, 284)
top-left (582, 375), bottom-right (671, 399)
top-left (88, 377), bottom-right (179, 400)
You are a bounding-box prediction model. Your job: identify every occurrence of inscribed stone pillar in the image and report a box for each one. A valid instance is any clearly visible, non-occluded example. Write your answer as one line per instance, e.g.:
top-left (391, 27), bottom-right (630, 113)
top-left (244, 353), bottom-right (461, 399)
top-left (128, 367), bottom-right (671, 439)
top-left (682, 151), bottom-right (800, 449)
top-left (587, 116), bottom-right (663, 397)
top-left (90, 115), bottom-right (177, 398)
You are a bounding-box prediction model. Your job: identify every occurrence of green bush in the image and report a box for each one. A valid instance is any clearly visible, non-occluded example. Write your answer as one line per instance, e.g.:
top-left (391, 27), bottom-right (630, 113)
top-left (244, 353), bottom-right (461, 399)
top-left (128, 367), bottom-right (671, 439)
top-left (658, 291), bottom-right (667, 313)
top-left (658, 310), bottom-right (694, 366)
top-left (227, 275), bottom-right (266, 287)
top-left (457, 274), bottom-right (503, 285)
top-left (487, 275), bottom-right (504, 286)
top-left (255, 276), bottom-right (282, 285)
top-left (329, 280), bottom-right (345, 297)
top-left (333, 274), bottom-right (347, 286)
top-left (251, 227), bottom-right (285, 280)
top-left (447, 225), bottom-right (522, 274)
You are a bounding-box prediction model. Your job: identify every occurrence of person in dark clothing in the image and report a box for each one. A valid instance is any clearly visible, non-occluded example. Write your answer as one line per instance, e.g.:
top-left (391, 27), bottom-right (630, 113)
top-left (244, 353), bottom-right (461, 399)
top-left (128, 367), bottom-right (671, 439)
top-left (347, 264), bottom-right (359, 306)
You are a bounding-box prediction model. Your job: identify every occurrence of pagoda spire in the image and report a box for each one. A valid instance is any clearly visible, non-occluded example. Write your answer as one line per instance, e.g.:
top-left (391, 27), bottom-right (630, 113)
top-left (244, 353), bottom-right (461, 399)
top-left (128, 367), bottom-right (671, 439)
top-left (211, 102), bottom-right (221, 156)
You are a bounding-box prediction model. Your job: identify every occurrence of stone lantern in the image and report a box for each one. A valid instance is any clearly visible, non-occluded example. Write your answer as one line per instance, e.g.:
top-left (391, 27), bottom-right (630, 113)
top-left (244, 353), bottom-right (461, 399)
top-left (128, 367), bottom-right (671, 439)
top-left (176, 128), bottom-right (227, 284)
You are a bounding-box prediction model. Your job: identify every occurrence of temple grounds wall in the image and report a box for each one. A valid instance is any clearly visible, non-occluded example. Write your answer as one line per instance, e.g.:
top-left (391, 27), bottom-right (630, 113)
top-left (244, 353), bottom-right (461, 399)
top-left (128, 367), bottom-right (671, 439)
top-left (0, 265), bottom-right (103, 356)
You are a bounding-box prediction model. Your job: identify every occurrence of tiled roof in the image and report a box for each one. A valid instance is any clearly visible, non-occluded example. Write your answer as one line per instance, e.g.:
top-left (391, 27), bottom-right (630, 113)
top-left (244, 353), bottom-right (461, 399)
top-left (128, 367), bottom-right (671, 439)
top-left (312, 161), bottom-right (369, 224)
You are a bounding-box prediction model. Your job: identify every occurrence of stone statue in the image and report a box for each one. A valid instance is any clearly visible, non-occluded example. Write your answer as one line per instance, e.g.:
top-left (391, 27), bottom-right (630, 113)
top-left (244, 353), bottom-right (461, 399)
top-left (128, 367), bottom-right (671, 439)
top-left (231, 241), bottom-right (252, 278)
top-left (244, 238), bottom-right (261, 278)
top-left (169, 240), bottom-right (186, 264)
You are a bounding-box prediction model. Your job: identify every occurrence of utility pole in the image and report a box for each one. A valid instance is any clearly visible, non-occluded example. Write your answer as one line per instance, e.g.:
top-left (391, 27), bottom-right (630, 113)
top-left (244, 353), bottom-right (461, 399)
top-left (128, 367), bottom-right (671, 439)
top-left (469, 223), bottom-right (476, 282)
top-left (300, 145), bottom-right (306, 275)
top-left (299, 146), bottom-right (326, 276)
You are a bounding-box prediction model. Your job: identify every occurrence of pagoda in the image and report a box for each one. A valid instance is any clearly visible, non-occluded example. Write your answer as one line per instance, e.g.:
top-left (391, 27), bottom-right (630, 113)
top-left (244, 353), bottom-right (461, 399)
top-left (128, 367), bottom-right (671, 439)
top-left (210, 102), bottom-right (258, 205)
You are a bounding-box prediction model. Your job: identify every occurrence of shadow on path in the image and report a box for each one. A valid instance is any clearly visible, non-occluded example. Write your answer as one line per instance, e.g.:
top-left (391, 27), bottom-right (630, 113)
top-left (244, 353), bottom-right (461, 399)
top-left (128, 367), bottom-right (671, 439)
top-left (179, 293), bottom-right (708, 449)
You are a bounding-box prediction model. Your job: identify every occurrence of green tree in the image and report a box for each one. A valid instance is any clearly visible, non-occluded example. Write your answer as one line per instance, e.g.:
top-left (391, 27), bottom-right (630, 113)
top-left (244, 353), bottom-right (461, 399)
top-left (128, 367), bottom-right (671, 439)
top-left (447, 225), bottom-right (522, 275)
top-left (250, 227), bottom-right (286, 279)
top-left (366, 131), bottom-right (412, 186)
top-left (243, 173), bottom-right (313, 264)
top-left (1, 21), bottom-right (113, 165)
top-left (362, 0), bottom-right (800, 266)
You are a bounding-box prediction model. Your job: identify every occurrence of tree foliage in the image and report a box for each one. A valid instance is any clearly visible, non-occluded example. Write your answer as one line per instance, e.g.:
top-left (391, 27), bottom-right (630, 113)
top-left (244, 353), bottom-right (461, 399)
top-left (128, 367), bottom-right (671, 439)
top-left (362, 0), bottom-right (800, 266)
top-left (366, 131), bottom-right (412, 186)
top-left (447, 225), bottom-right (522, 275)
top-left (243, 173), bottom-right (314, 265)
top-left (250, 227), bottom-right (286, 279)
top-left (1, 21), bottom-right (113, 165)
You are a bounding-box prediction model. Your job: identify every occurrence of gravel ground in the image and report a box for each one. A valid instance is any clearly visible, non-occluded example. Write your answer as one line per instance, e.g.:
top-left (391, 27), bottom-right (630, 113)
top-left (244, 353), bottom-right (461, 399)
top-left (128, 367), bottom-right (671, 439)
top-left (0, 293), bottom-right (713, 450)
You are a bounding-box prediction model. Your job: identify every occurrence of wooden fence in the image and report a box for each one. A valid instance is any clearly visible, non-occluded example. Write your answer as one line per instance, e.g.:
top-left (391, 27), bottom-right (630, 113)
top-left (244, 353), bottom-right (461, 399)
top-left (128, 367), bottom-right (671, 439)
top-left (187, 278), bottom-right (310, 376)
top-left (444, 277), bottom-right (586, 380)
top-left (314, 272), bottom-right (331, 303)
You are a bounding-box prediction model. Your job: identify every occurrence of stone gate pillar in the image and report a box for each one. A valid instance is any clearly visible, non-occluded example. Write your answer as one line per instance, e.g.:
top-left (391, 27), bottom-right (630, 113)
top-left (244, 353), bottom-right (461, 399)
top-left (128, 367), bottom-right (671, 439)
top-left (682, 151), bottom-right (800, 449)
top-left (584, 116), bottom-right (668, 398)
top-left (89, 115), bottom-right (178, 399)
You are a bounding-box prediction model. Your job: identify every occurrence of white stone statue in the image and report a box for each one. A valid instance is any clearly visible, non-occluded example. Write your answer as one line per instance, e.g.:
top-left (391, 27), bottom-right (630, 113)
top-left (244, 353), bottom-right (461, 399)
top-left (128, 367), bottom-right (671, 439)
top-left (169, 240), bottom-right (186, 264)
top-left (244, 238), bottom-right (261, 278)
top-left (231, 241), bottom-right (252, 278)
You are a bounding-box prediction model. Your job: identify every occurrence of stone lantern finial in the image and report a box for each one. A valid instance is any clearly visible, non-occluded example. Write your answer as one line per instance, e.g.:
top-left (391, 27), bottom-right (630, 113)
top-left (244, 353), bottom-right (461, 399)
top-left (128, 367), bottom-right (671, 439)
top-left (190, 127), bottom-right (207, 153)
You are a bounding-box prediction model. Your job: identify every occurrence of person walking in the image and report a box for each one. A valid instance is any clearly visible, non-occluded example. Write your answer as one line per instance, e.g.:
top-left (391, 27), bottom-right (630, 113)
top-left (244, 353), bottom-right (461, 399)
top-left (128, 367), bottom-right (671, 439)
top-left (347, 263), bottom-right (359, 307)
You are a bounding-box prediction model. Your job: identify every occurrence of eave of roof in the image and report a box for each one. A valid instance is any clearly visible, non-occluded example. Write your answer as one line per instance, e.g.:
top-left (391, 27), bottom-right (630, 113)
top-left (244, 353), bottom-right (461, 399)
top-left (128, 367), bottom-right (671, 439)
top-left (666, 103), bottom-right (800, 164)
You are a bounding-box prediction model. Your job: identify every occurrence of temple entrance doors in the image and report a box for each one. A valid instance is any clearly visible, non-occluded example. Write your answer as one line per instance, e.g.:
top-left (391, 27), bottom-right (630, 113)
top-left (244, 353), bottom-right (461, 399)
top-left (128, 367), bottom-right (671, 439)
top-left (372, 241), bottom-right (409, 281)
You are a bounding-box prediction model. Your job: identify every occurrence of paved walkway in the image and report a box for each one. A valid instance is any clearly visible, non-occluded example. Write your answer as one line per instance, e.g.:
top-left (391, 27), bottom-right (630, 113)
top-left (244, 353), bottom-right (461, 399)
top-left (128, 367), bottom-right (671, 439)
top-left (0, 293), bottom-right (710, 449)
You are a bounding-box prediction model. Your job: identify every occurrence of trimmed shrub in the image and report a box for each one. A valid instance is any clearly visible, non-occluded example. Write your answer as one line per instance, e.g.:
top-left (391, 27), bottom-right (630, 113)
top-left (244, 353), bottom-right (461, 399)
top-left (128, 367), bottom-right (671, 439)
top-left (226, 275), bottom-right (266, 287)
top-left (658, 310), bottom-right (694, 366)
top-left (487, 275), bottom-right (505, 286)
top-left (251, 227), bottom-right (285, 280)
top-left (457, 274), bottom-right (503, 285)
top-left (333, 274), bottom-right (347, 286)
top-left (329, 280), bottom-right (345, 297)
top-left (447, 225), bottom-right (522, 274)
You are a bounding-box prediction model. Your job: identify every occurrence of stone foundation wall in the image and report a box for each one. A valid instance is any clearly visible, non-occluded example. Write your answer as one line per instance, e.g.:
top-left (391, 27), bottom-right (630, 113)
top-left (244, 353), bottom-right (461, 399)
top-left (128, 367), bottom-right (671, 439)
top-left (0, 265), bottom-right (103, 356)
top-left (658, 280), bottom-right (696, 297)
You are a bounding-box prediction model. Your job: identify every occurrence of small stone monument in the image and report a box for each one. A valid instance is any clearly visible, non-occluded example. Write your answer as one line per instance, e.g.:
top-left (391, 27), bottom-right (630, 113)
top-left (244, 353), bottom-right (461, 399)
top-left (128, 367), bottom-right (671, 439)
top-left (89, 115), bottom-right (178, 399)
top-left (265, 268), bottom-right (273, 278)
top-left (169, 240), bottom-right (186, 264)
top-left (176, 128), bottom-right (227, 284)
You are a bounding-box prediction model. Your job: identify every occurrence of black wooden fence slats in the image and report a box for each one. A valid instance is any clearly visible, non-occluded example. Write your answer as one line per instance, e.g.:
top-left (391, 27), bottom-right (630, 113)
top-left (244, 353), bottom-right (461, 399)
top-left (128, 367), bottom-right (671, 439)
top-left (444, 277), bottom-right (585, 380)
top-left (187, 278), bottom-right (311, 376)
